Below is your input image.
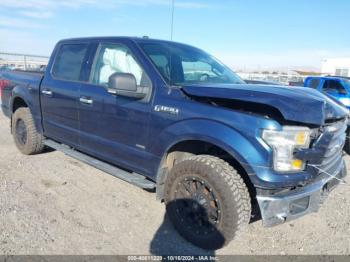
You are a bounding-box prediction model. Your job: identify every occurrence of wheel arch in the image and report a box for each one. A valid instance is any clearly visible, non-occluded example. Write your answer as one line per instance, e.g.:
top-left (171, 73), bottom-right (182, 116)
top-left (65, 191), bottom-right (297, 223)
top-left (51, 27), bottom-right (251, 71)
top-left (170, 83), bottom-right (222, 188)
top-left (12, 96), bottom-right (28, 113)
top-left (10, 85), bottom-right (43, 135)
top-left (10, 95), bottom-right (30, 133)
top-left (155, 137), bottom-right (256, 203)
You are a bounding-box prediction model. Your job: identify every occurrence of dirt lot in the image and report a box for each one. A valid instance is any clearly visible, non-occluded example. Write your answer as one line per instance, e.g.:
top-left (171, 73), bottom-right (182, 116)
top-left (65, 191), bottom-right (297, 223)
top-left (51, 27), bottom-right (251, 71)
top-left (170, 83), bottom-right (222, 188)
top-left (0, 113), bottom-right (349, 255)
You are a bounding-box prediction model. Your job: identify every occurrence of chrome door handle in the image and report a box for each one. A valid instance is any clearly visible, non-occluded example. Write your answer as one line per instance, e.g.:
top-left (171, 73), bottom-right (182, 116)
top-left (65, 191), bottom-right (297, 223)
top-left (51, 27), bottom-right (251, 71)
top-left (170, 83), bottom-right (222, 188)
top-left (41, 90), bottom-right (52, 96)
top-left (79, 97), bottom-right (93, 105)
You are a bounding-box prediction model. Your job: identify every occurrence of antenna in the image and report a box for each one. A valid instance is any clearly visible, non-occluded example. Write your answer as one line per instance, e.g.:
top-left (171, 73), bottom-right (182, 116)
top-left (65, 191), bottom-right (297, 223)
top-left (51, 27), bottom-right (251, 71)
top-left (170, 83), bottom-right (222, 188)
top-left (170, 0), bottom-right (175, 40)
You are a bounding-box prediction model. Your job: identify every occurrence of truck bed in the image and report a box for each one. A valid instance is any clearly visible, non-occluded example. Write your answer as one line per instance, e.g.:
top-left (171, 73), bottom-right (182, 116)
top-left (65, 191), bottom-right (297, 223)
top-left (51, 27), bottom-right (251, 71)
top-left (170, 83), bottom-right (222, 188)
top-left (1, 70), bottom-right (44, 117)
top-left (3, 70), bottom-right (44, 81)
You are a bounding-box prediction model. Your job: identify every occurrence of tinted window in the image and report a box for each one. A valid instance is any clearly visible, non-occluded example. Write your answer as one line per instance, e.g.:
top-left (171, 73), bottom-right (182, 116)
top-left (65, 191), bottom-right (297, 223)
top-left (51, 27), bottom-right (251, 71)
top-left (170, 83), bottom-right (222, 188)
top-left (91, 43), bottom-right (147, 86)
top-left (307, 78), bottom-right (320, 89)
top-left (342, 79), bottom-right (350, 88)
top-left (52, 44), bottom-right (88, 81)
top-left (322, 80), bottom-right (346, 94)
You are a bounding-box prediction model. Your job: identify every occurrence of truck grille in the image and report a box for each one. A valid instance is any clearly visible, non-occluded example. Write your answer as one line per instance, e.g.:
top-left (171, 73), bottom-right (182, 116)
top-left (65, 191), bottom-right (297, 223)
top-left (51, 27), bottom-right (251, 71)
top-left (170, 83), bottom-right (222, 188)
top-left (313, 119), bottom-right (347, 177)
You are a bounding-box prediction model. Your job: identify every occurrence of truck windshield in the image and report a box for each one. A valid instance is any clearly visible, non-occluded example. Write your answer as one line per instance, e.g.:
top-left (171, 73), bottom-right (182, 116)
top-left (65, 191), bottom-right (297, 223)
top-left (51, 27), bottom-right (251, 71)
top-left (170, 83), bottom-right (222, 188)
top-left (139, 42), bottom-right (245, 86)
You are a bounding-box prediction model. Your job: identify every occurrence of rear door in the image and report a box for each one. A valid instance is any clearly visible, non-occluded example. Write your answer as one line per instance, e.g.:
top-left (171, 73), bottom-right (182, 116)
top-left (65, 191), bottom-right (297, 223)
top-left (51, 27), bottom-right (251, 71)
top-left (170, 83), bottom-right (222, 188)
top-left (78, 41), bottom-right (154, 175)
top-left (41, 42), bottom-right (90, 146)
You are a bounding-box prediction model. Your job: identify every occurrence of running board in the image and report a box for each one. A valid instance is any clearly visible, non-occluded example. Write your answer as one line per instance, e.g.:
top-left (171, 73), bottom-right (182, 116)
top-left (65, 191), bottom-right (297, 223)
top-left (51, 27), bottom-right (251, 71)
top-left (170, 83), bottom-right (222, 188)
top-left (44, 139), bottom-right (156, 189)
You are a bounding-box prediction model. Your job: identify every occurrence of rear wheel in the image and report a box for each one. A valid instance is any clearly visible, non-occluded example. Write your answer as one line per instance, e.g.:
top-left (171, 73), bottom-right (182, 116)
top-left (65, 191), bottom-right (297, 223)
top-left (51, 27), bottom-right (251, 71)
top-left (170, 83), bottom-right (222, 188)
top-left (12, 108), bottom-right (44, 155)
top-left (164, 155), bottom-right (251, 250)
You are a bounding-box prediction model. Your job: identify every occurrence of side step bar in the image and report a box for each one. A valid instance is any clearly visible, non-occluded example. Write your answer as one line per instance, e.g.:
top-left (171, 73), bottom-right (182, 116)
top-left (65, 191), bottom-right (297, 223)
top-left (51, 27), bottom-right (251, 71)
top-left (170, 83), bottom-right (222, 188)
top-left (44, 139), bottom-right (156, 189)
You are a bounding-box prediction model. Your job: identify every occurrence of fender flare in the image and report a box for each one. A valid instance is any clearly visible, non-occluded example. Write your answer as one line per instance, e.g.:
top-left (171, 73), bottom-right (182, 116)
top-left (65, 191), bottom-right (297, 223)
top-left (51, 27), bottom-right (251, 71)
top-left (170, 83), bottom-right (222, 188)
top-left (11, 85), bottom-right (33, 112)
top-left (152, 119), bottom-right (269, 199)
top-left (11, 86), bottom-right (42, 134)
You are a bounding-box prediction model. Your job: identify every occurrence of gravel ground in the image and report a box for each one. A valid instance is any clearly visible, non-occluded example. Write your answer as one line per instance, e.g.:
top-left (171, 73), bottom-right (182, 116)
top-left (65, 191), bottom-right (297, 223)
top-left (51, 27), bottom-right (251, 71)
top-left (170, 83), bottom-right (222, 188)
top-left (0, 113), bottom-right (349, 255)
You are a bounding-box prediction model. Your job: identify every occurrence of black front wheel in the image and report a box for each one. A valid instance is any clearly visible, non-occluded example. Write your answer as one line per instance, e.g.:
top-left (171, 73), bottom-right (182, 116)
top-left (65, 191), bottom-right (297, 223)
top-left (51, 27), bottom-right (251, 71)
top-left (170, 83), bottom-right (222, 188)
top-left (344, 127), bottom-right (350, 155)
top-left (164, 155), bottom-right (251, 250)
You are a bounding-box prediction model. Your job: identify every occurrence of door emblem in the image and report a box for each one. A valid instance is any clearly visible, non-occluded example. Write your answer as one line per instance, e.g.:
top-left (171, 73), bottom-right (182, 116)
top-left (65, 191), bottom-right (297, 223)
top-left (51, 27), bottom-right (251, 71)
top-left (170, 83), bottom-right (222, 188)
top-left (154, 105), bottom-right (179, 115)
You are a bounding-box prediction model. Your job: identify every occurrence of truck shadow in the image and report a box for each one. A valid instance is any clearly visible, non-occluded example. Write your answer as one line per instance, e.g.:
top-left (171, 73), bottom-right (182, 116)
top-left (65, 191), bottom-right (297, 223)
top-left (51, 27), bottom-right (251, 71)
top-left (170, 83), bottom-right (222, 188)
top-left (42, 146), bottom-right (56, 154)
top-left (149, 199), bottom-right (218, 256)
top-left (150, 198), bottom-right (262, 257)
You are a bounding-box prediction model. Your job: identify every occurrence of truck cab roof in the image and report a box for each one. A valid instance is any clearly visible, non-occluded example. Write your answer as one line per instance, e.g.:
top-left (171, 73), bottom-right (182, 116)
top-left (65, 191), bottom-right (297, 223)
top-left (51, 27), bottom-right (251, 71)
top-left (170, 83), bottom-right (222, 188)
top-left (306, 75), bottom-right (350, 81)
top-left (58, 36), bottom-right (194, 47)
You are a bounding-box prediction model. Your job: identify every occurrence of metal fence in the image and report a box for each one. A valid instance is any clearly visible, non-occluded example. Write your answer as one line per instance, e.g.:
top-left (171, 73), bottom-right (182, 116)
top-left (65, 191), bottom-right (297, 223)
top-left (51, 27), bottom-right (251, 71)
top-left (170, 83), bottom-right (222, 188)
top-left (237, 72), bottom-right (305, 85)
top-left (0, 52), bottom-right (313, 85)
top-left (0, 52), bottom-right (49, 71)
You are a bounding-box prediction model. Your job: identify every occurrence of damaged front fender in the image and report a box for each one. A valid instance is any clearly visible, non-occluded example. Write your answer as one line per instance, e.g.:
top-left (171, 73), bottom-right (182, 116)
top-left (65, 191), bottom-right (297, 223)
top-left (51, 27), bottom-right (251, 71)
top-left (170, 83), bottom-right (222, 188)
top-left (182, 84), bottom-right (348, 125)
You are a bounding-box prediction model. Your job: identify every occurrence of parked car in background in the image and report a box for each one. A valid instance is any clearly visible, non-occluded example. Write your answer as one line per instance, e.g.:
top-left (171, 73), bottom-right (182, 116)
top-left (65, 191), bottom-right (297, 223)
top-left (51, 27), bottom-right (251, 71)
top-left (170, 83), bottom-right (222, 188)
top-left (244, 79), bottom-right (281, 85)
top-left (304, 76), bottom-right (350, 108)
top-left (0, 66), bottom-right (11, 77)
top-left (304, 75), bottom-right (350, 152)
top-left (1, 37), bottom-right (348, 249)
top-left (289, 81), bottom-right (304, 87)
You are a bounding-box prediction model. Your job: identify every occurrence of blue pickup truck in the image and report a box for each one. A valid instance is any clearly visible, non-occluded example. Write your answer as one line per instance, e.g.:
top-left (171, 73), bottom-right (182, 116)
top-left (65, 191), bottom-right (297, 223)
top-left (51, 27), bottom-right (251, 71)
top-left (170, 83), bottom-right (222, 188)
top-left (0, 37), bottom-right (348, 250)
top-left (304, 76), bottom-right (350, 109)
top-left (304, 76), bottom-right (350, 151)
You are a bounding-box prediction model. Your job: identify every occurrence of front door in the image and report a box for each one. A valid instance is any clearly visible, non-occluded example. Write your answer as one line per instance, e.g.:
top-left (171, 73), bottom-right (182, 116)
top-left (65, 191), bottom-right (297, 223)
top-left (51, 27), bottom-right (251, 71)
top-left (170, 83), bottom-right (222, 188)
top-left (78, 42), bottom-right (154, 175)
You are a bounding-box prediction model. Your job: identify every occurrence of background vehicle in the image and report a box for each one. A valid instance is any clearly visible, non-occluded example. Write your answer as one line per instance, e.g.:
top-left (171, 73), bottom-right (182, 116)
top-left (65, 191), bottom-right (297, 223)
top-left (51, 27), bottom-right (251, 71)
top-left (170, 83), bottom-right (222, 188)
top-left (304, 76), bottom-right (350, 152)
top-left (304, 76), bottom-right (350, 109)
top-left (1, 37), bottom-right (348, 250)
top-left (289, 80), bottom-right (304, 86)
top-left (0, 66), bottom-right (12, 78)
top-left (244, 79), bottom-right (281, 85)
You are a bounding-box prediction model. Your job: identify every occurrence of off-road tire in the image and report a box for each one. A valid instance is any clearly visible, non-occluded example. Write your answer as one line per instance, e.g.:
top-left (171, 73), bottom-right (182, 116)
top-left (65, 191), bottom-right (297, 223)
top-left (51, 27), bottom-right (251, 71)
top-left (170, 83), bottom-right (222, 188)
top-left (344, 128), bottom-right (350, 155)
top-left (164, 155), bottom-right (251, 250)
top-left (12, 108), bottom-right (44, 155)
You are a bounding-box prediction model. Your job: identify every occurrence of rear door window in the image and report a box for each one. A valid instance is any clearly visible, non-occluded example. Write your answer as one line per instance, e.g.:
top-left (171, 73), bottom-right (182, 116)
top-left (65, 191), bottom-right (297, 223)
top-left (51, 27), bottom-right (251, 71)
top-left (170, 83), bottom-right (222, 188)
top-left (306, 78), bottom-right (320, 89)
top-left (52, 44), bottom-right (89, 81)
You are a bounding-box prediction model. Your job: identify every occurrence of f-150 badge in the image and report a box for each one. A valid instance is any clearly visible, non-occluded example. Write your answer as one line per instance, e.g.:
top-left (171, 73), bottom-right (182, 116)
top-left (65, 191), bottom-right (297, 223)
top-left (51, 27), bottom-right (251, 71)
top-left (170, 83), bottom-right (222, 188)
top-left (154, 105), bottom-right (179, 115)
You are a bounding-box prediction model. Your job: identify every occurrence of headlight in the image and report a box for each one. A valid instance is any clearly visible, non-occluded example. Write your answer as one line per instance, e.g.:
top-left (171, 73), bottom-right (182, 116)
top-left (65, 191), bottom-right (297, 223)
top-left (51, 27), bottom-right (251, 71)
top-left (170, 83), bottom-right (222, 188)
top-left (262, 126), bottom-right (311, 172)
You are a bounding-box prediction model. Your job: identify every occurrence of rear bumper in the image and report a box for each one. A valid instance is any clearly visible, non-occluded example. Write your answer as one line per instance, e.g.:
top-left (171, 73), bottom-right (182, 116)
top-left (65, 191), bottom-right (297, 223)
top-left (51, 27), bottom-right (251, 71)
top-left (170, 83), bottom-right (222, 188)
top-left (257, 159), bottom-right (346, 227)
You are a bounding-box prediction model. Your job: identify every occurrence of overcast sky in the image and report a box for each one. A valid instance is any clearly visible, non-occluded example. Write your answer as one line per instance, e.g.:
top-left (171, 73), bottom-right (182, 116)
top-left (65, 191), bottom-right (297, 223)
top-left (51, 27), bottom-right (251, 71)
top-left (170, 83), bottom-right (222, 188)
top-left (1, 0), bottom-right (350, 70)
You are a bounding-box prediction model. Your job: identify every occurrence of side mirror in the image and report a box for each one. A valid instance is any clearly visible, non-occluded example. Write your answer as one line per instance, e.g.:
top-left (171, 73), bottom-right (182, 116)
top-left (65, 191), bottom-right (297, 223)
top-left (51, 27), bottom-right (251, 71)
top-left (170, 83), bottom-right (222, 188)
top-left (108, 72), bottom-right (146, 99)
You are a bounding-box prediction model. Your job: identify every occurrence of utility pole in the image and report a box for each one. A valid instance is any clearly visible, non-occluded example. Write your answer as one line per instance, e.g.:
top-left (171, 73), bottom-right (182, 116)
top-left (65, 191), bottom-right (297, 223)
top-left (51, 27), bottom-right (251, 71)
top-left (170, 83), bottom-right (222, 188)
top-left (170, 0), bottom-right (175, 40)
top-left (24, 55), bottom-right (27, 70)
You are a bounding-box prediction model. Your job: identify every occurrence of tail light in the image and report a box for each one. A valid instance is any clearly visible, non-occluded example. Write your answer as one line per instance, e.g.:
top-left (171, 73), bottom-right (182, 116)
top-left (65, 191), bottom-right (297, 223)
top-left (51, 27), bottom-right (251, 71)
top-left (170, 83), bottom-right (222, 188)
top-left (0, 79), bottom-right (10, 97)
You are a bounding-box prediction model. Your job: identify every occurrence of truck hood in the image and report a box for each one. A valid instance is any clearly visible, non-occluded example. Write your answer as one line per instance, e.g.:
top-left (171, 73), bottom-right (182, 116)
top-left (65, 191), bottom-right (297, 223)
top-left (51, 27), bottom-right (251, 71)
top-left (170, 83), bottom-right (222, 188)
top-left (182, 84), bottom-right (348, 125)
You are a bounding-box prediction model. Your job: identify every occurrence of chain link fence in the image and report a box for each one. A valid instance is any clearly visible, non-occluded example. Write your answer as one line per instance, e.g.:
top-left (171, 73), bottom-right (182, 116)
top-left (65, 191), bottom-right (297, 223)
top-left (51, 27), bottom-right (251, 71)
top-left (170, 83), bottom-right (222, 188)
top-left (0, 52), bottom-right (49, 72)
top-left (237, 72), bottom-right (306, 85)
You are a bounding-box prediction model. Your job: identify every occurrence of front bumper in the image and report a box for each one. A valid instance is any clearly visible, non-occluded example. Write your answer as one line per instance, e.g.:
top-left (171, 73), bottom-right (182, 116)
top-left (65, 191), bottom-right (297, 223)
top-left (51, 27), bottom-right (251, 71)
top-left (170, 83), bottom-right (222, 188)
top-left (257, 160), bottom-right (347, 227)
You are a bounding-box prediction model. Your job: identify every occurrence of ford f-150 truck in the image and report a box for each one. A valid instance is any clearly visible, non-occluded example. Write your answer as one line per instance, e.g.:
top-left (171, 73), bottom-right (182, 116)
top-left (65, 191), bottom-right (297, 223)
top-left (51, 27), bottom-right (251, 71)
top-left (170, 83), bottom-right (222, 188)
top-left (0, 37), bottom-right (348, 250)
